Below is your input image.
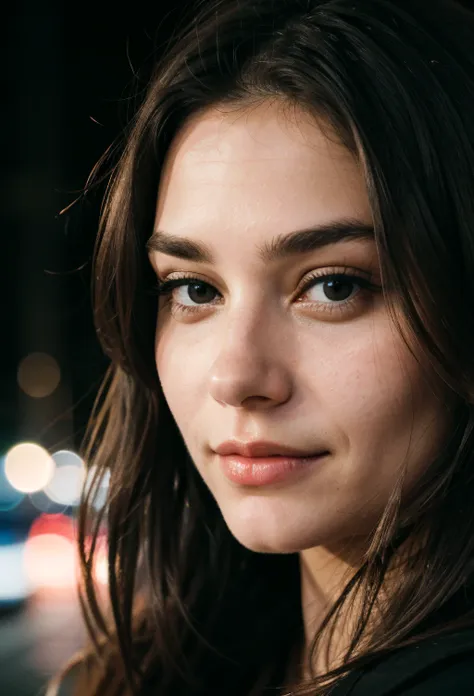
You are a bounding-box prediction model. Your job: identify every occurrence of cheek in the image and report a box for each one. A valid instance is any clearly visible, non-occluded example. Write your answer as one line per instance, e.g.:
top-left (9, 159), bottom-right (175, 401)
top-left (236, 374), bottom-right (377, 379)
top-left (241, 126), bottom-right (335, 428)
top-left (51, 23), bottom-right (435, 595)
top-left (310, 325), bottom-right (445, 488)
top-left (306, 326), bottom-right (411, 416)
top-left (155, 322), bottom-right (211, 423)
top-left (155, 333), bottom-right (185, 416)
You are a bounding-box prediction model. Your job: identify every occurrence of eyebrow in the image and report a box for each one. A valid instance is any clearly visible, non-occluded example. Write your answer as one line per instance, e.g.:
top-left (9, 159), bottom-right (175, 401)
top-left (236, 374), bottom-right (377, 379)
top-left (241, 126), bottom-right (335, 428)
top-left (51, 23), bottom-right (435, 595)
top-left (146, 218), bottom-right (374, 264)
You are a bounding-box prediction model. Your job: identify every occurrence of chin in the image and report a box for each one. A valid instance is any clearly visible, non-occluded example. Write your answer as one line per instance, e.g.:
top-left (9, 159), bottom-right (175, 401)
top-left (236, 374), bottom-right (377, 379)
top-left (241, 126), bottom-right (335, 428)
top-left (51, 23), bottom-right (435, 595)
top-left (221, 509), bottom-right (327, 555)
top-left (234, 534), bottom-right (307, 554)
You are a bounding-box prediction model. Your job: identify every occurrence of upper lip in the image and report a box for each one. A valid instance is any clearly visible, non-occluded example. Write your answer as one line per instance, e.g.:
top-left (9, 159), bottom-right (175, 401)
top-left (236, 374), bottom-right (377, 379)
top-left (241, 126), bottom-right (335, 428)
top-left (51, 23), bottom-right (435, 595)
top-left (213, 440), bottom-right (328, 458)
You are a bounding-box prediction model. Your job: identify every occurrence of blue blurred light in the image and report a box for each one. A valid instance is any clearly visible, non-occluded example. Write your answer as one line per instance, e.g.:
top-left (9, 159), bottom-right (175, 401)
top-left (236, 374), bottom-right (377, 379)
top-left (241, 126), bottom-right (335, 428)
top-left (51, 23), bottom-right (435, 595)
top-left (0, 456), bottom-right (24, 512)
top-left (0, 529), bottom-right (18, 545)
top-left (29, 489), bottom-right (67, 514)
top-left (0, 541), bottom-right (28, 602)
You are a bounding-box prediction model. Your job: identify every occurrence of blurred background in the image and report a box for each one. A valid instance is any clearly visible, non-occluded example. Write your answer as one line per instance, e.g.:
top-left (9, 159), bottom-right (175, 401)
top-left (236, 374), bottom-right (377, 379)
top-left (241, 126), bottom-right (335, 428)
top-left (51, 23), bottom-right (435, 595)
top-left (2, 3), bottom-right (196, 694)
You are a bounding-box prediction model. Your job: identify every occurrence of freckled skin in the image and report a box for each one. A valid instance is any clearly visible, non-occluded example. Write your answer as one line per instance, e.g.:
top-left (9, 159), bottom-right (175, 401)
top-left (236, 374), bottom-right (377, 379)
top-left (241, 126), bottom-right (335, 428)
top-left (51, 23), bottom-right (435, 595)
top-left (150, 100), bottom-right (448, 556)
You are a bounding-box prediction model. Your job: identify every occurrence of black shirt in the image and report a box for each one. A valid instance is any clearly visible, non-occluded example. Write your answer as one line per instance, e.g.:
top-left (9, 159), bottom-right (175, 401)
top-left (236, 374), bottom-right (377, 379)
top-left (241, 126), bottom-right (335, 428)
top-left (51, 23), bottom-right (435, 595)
top-left (62, 628), bottom-right (474, 695)
top-left (333, 628), bottom-right (474, 695)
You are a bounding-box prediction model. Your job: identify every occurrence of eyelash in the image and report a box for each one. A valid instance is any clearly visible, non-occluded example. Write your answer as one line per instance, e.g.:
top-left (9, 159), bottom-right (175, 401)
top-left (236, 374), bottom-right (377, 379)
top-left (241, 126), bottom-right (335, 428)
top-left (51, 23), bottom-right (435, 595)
top-left (154, 268), bottom-right (380, 319)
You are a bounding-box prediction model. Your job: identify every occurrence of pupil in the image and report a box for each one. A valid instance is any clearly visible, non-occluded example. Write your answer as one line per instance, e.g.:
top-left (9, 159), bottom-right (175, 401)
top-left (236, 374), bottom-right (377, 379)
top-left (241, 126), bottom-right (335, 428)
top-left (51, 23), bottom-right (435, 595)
top-left (189, 282), bottom-right (214, 304)
top-left (324, 279), bottom-right (353, 302)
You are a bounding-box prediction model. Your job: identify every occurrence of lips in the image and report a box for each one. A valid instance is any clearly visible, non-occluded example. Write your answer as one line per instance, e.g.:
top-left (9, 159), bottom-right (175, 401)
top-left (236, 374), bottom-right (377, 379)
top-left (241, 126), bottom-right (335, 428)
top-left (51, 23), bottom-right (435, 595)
top-left (213, 439), bottom-right (328, 459)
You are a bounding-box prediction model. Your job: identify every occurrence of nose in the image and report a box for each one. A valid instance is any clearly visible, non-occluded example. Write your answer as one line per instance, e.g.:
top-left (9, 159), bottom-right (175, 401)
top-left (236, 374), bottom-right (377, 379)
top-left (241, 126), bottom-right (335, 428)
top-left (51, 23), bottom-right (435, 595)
top-left (208, 311), bottom-right (293, 410)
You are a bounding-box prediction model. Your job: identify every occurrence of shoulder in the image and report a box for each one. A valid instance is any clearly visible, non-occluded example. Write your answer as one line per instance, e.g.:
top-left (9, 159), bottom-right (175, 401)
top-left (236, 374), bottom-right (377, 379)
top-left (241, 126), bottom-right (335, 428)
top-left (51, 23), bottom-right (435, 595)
top-left (336, 628), bottom-right (474, 695)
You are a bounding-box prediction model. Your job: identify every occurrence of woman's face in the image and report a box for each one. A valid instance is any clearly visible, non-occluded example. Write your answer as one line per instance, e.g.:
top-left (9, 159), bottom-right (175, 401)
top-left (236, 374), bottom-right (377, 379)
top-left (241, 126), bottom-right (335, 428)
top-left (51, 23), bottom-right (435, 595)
top-left (149, 100), bottom-right (448, 553)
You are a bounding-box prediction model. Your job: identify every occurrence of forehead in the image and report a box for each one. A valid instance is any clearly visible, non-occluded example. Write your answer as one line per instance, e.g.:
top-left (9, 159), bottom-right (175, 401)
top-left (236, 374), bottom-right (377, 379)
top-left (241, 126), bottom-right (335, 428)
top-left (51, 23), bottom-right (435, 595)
top-left (155, 101), bottom-right (371, 243)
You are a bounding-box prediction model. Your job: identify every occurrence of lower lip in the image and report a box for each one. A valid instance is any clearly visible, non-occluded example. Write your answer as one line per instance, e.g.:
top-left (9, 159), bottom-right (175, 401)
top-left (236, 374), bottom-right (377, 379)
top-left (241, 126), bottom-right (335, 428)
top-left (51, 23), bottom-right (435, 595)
top-left (217, 453), bottom-right (328, 486)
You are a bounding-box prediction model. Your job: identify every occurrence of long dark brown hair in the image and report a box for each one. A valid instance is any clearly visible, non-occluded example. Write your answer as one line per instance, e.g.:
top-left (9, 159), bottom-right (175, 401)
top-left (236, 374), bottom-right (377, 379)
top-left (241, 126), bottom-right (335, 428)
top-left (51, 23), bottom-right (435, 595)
top-left (49, 1), bottom-right (474, 694)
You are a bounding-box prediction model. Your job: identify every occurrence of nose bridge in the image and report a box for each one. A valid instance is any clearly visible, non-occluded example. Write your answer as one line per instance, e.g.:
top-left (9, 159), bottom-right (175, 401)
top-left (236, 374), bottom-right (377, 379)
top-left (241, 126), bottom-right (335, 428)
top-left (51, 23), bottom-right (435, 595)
top-left (208, 297), bottom-right (293, 407)
top-left (221, 291), bottom-right (280, 359)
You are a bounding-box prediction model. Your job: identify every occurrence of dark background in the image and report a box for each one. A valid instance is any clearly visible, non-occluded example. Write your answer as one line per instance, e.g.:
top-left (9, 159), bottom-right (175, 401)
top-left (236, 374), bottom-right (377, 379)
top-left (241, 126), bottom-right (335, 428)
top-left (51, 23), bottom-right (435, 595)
top-left (1, 3), bottom-right (196, 694)
top-left (3, 2), bottom-right (197, 456)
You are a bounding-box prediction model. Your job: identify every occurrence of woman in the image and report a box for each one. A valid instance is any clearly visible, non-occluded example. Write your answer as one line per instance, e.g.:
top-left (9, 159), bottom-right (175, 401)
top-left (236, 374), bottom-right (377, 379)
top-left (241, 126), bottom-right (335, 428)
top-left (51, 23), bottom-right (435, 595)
top-left (51, 0), bottom-right (474, 694)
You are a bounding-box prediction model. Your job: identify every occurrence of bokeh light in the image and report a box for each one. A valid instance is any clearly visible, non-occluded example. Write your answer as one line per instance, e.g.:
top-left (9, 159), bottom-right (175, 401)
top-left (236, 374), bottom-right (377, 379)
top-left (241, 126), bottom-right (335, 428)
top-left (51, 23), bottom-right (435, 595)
top-left (44, 450), bottom-right (86, 506)
top-left (5, 442), bottom-right (55, 493)
top-left (23, 514), bottom-right (108, 591)
top-left (85, 465), bottom-right (111, 511)
top-left (24, 534), bottom-right (76, 590)
top-left (29, 513), bottom-right (75, 540)
top-left (25, 514), bottom-right (77, 591)
top-left (51, 450), bottom-right (84, 469)
top-left (29, 489), bottom-right (65, 514)
top-left (45, 465), bottom-right (84, 505)
top-left (0, 456), bottom-right (25, 511)
top-left (17, 352), bottom-right (61, 398)
top-left (0, 538), bottom-right (28, 602)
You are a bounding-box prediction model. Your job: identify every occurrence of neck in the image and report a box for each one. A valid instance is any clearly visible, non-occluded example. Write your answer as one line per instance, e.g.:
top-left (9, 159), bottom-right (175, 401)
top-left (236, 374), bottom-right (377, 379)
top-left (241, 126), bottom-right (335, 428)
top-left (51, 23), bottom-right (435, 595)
top-left (291, 531), bottom-right (420, 685)
top-left (297, 538), bottom-right (370, 679)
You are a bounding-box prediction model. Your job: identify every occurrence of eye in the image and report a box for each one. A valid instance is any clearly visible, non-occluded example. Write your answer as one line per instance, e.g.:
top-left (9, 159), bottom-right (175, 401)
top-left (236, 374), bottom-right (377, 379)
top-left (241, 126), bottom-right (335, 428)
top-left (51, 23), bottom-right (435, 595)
top-left (172, 280), bottom-right (218, 306)
top-left (155, 268), bottom-right (380, 320)
top-left (294, 269), bottom-right (380, 318)
top-left (156, 276), bottom-right (221, 312)
top-left (299, 274), bottom-right (363, 304)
